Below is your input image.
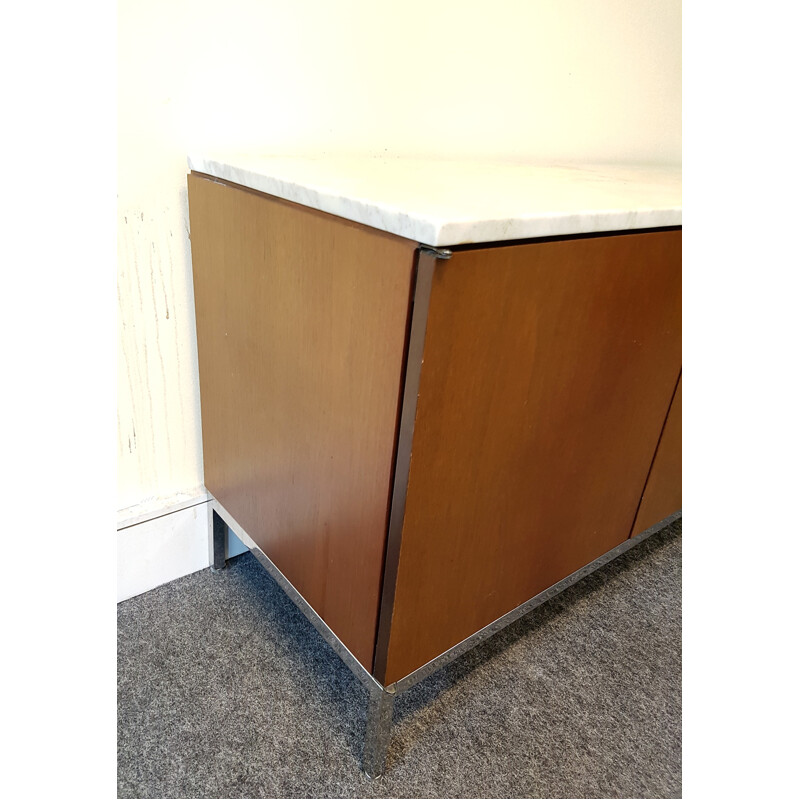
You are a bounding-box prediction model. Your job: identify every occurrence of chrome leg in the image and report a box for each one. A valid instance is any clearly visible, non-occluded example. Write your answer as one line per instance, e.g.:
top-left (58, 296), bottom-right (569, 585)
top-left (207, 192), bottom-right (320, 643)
top-left (209, 505), bottom-right (227, 572)
top-left (363, 684), bottom-right (396, 778)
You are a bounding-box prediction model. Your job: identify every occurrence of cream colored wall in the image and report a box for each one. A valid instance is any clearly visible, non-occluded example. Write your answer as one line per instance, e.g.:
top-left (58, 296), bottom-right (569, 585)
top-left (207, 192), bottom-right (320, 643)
top-left (118, 0), bottom-right (681, 514)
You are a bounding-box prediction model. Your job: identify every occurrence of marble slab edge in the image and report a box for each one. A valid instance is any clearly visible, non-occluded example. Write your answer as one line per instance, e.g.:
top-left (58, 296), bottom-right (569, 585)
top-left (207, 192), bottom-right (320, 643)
top-left (187, 155), bottom-right (681, 247)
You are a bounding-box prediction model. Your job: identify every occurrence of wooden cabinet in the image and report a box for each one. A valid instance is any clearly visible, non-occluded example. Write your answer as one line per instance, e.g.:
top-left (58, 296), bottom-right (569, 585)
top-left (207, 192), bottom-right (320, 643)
top-left (375, 234), bottom-right (682, 683)
top-left (188, 171), bottom-right (682, 684)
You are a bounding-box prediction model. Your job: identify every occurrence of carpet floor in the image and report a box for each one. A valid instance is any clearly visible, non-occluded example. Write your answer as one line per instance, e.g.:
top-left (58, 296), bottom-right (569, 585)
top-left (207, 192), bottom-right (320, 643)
top-left (118, 519), bottom-right (681, 798)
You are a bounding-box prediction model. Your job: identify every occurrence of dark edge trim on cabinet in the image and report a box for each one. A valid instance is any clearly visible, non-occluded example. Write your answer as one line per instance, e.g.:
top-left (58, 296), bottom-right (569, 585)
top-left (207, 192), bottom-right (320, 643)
top-left (627, 367), bottom-right (682, 540)
top-left (440, 226), bottom-right (683, 253)
top-left (371, 247), bottom-right (420, 671)
top-left (372, 249), bottom-right (438, 682)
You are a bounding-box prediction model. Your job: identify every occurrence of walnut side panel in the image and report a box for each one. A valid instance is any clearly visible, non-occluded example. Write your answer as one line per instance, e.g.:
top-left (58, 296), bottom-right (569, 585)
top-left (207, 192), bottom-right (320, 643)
top-left (381, 230), bottom-right (682, 683)
top-left (188, 174), bottom-right (416, 669)
top-left (632, 374), bottom-right (682, 536)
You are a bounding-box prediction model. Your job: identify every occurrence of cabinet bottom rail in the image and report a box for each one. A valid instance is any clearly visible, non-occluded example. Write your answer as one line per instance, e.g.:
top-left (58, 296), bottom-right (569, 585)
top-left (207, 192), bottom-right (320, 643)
top-left (207, 495), bottom-right (680, 776)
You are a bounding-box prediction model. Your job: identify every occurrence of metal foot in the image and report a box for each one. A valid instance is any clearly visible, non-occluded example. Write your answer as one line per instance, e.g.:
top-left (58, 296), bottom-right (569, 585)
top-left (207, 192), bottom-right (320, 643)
top-left (209, 506), bottom-right (227, 572)
top-left (363, 684), bottom-right (395, 778)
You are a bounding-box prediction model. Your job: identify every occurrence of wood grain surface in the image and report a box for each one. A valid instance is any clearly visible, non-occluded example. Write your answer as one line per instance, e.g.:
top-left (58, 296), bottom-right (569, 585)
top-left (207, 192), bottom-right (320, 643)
top-left (378, 230), bottom-right (682, 683)
top-left (632, 374), bottom-right (682, 536)
top-left (188, 173), bottom-right (416, 669)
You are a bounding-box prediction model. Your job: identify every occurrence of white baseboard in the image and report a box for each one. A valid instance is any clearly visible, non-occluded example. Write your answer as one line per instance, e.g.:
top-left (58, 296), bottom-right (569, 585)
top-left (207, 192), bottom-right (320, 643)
top-left (117, 491), bottom-right (248, 603)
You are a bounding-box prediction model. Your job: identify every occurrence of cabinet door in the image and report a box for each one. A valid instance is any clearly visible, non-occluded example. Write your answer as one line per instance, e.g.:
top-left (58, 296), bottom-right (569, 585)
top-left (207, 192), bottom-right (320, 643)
top-left (377, 230), bottom-right (682, 684)
top-left (632, 374), bottom-right (682, 536)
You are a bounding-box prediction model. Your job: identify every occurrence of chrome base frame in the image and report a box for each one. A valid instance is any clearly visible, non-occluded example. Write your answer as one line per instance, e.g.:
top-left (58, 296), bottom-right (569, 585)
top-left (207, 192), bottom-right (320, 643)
top-left (207, 496), bottom-right (680, 777)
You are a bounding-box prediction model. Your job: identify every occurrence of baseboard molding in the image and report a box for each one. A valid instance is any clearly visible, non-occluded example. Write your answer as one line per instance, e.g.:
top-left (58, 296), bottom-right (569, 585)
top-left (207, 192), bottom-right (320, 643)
top-left (117, 488), bottom-right (210, 530)
top-left (117, 491), bottom-right (247, 603)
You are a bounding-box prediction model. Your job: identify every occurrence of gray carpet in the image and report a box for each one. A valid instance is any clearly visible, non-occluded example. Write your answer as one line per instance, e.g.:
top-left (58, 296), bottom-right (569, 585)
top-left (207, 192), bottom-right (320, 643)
top-left (118, 519), bottom-right (681, 798)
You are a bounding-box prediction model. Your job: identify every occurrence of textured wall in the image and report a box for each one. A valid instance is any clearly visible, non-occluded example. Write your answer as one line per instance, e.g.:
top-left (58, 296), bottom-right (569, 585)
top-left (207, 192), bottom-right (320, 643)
top-left (117, 198), bottom-right (201, 509)
top-left (117, 0), bottom-right (681, 512)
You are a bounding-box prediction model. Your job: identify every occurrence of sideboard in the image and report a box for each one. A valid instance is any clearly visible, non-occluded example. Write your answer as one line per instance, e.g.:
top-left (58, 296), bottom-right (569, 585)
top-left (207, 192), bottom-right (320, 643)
top-left (187, 155), bottom-right (682, 776)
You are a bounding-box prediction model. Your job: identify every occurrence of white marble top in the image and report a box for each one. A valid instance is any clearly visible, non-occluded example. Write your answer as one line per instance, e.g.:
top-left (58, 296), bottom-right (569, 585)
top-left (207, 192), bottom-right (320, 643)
top-left (188, 153), bottom-right (681, 247)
